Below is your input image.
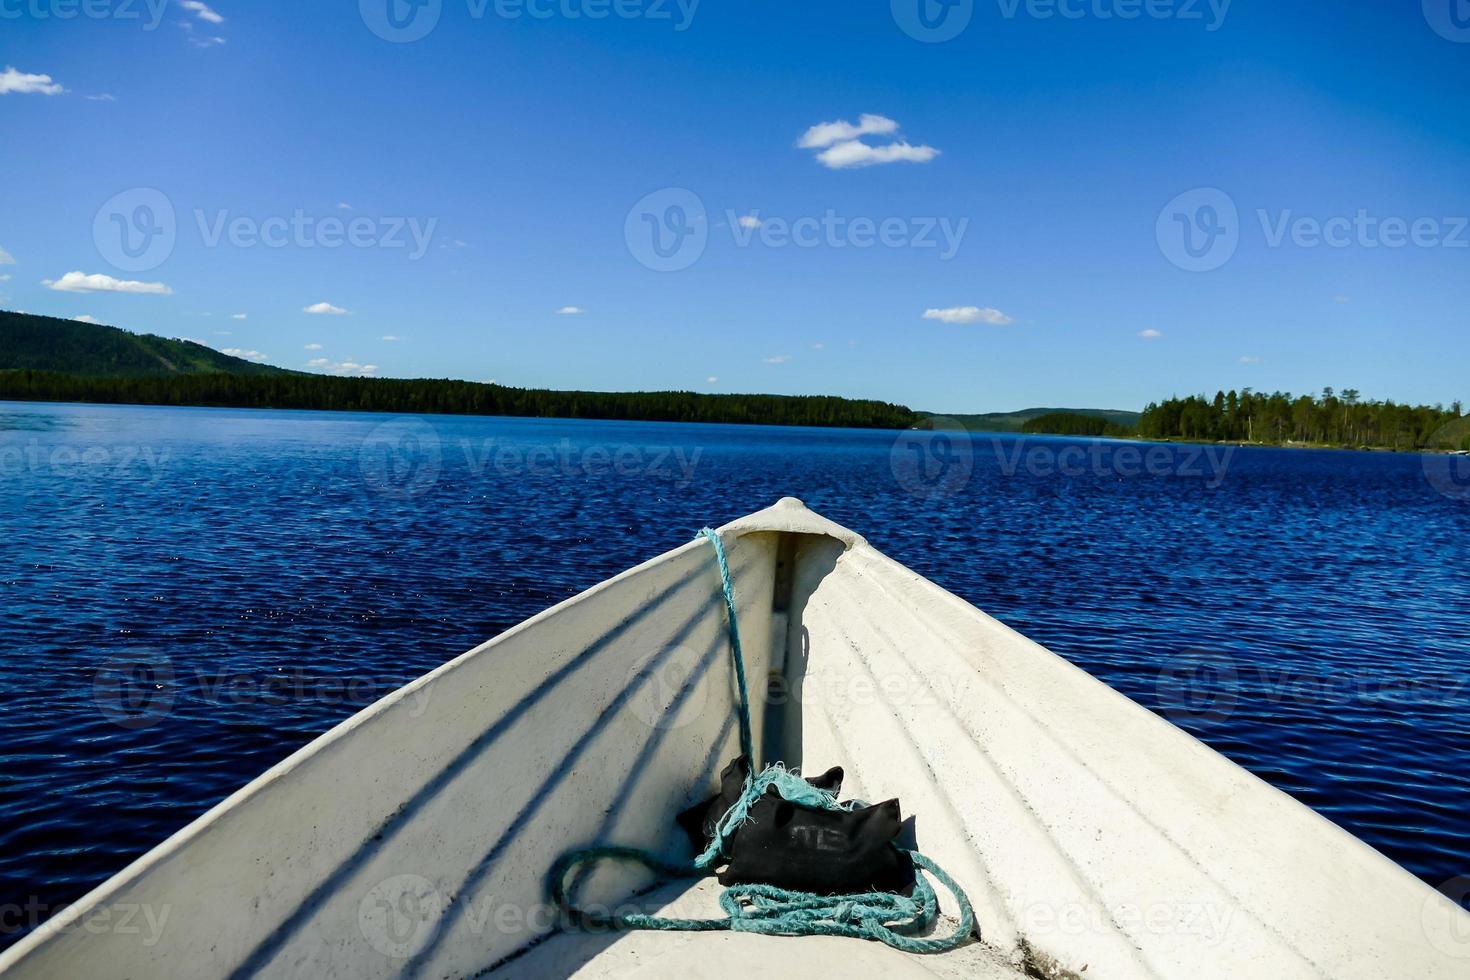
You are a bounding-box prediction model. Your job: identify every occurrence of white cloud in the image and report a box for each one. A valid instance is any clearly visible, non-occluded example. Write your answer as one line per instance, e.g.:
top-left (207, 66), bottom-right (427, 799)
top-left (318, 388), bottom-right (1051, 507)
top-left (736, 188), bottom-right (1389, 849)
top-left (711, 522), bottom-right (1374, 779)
top-left (0, 274), bottom-right (11, 282)
top-left (1138, 329), bottom-right (1164, 340)
top-left (0, 67), bottom-right (65, 96)
top-left (923, 306), bottom-right (1013, 326)
top-left (304, 343), bottom-right (323, 350)
top-left (189, 35), bottom-right (227, 48)
top-left (555, 306), bottom-right (586, 315)
top-left (73, 314), bottom-right (103, 324)
top-left (180, 1), bottom-right (224, 23)
top-left (222, 348), bottom-right (270, 363)
top-left (307, 357), bottom-right (378, 377)
top-left (706, 376), bottom-right (719, 383)
top-left (337, 202), bottom-right (353, 210)
top-left (798, 114), bottom-right (899, 150)
top-left (381, 334), bottom-right (400, 341)
top-left (85, 93), bottom-right (117, 102)
top-left (798, 114), bottom-right (939, 169)
top-left (0, 246), bottom-right (12, 264)
top-left (817, 140), bottom-right (939, 169)
top-left (763, 355), bottom-right (791, 365)
top-left (303, 301), bottom-right (350, 315)
top-left (736, 215), bottom-right (763, 229)
top-left (231, 312), bottom-right (247, 320)
top-left (45, 271), bottom-right (172, 295)
top-left (1239, 356), bottom-right (1262, 364)
top-left (212, 330), bottom-right (232, 336)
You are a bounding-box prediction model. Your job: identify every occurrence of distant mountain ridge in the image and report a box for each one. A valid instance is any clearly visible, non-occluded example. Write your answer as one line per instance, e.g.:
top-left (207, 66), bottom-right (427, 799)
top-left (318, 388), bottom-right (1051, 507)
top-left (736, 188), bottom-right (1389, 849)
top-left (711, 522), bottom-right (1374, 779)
top-left (924, 407), bottom-right (1141, 432)
top-left (0, 311), bottom-right (288, 377)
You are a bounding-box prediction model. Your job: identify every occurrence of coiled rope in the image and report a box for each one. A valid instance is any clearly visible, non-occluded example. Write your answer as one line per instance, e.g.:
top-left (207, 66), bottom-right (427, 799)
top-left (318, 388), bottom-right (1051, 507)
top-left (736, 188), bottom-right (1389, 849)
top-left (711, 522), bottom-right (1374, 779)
top-left (548, 528), bottom-right (976, 955)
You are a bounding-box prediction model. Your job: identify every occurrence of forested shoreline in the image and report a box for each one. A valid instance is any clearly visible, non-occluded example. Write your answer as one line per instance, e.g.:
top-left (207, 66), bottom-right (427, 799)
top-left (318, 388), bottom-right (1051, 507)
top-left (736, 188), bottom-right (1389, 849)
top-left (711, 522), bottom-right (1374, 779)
top-left (0, 369), bottom-right (921, 430)
top-left (1136, 389), bottom-right (1468, 451)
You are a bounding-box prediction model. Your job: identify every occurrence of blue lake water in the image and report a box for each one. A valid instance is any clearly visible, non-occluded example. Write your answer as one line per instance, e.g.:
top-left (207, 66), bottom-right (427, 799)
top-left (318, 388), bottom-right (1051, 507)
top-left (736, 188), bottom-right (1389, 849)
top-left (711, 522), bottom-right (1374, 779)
top-left (2, 401), bottom-right (1468, 945)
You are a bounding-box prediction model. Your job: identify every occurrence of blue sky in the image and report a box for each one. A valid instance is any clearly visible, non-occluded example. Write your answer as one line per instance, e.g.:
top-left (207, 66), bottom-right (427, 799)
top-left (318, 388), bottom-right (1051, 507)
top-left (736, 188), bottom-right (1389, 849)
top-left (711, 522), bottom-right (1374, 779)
top-left (2, 0), bottom-right (1467, 412)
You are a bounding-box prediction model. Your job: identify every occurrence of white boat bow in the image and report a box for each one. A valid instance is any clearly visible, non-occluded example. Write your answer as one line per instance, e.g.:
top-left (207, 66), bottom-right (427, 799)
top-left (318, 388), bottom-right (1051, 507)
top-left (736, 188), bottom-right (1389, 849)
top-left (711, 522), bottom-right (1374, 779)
top-left (2, 497), bottom-right (1465, 978)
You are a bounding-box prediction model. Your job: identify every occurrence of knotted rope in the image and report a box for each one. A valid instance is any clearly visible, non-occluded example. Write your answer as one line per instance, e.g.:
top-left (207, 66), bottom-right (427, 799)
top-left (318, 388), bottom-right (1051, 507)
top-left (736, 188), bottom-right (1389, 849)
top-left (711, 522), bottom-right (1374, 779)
top-left (548, 528), bottom-right (976, 955)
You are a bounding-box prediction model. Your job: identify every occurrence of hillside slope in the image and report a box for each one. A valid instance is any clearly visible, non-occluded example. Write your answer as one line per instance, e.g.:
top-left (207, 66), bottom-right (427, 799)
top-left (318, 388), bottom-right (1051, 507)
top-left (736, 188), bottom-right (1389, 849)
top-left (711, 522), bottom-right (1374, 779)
top-left (0, 311), bottom-right (287, 377)
top-left (925, 407), bottom-right (1141, 432)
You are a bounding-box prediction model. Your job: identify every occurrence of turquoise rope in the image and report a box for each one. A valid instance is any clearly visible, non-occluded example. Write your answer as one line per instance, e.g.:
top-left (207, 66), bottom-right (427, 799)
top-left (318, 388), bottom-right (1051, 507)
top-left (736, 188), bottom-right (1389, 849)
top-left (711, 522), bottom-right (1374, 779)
top-left (548, 529), bottom-right (977, 955)
top-left (696, 527), bottom-right (755, 766)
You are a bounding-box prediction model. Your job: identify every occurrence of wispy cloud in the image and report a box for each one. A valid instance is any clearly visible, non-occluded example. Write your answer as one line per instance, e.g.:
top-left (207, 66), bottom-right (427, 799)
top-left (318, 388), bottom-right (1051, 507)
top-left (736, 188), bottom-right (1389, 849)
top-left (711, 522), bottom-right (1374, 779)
top-left (555, 306), bottom-right (586, 315)
top-left (1138, 329), bottom-right (1164, 340)
top-left (762, 355), bottom-right (791, 365)
top-left (1239, 355), bottom-right (1262, 364)
top-left (231, 312), bottom-right (247, 320)
top-left (381, 334), bottom-right (400, 341)
top-left (0, 245), bottom-right (14, 264)
top-left (736, 215), bottom-right (763, 230)
top-left (706, 376), bottom-right (719, 383)
top-left (0, 67), bottom-right (65, 96)
top-left (799, 114), bottom-right (900, 149)
top-left (180, 1), bottom-right (224, 23)
top-left (189, 35), bottom-right (227, 48)
top-left (337, 202), bottom-right (353, 210)
top-left (811, 342), bottom-right (826, 350)
top-left (222, 348), bottom-right (270, 363)
top-left (303, 301), bottom-right (350, 315)
top-left (923, 306), bottom-right (1012, 326)
top-left (45, 271), bottom-right (172, 295)
top-left (73, 314), bottom-right (103, 324)
top-left (85, 93), bottom-right (117, 102)
top-left (799, 114), bottom-right (939, 169)
top-left (1333, 295), bottom-right (1351, 304)
top-left (304, 343), bottom-right (323, 350)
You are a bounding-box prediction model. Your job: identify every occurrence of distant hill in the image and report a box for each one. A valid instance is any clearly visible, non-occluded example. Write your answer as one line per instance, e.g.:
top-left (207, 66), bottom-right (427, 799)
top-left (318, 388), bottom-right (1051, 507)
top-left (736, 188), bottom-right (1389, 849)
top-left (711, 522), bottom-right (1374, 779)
top-left (0, 310), bottom-right (918, 429)
top-left (923, 407), bottom-right (1141, 433)
top-left (0, 311), bottom-right (288, 377)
